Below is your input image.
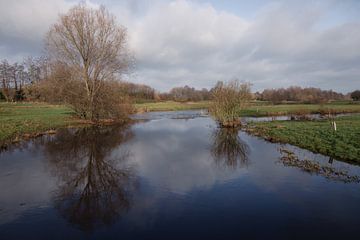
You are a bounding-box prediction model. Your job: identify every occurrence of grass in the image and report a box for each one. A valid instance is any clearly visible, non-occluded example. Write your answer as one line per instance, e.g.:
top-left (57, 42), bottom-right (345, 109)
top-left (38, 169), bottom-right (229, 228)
top-left (245, 114), bottom-right (360, 163)
top-left (0, 102), bottom-right (82, 146)
top-left (135, 101), bottom-right (360, 117)
top-left (135, 101), bottom-right (211, 112)
top-left (240, 102), bottom-right (360, 117)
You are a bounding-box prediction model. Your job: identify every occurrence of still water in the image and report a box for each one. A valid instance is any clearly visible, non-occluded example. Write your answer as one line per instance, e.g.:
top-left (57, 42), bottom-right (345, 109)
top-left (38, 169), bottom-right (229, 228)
top-left (1, 111), bottom-right (360, 239)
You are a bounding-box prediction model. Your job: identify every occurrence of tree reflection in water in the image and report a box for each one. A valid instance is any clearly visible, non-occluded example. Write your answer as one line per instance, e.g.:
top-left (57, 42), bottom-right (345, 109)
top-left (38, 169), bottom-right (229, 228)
top-left (44, 125), bottom-right (137, 231)
top-left (211, 128), bottom-right (249, 169)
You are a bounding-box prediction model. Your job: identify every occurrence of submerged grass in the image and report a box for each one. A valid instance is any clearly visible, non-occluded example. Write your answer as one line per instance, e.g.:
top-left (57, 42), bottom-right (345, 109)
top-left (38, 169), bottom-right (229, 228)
top-left (0, 102), bottom-right (83, 146)
top-left (246, 114), bottom-right (360, 162)
top-left (279, 147), bottom-right (360, 183)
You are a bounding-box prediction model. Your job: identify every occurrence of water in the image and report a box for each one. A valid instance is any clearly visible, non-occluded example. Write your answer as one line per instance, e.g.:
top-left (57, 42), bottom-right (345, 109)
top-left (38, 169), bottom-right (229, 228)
top-left (1, 111), bottom-right (360, 239)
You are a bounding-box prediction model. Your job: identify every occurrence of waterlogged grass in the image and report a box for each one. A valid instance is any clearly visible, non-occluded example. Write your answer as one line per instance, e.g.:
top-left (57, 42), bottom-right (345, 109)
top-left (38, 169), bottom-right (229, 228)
top-left (246, 114), bottom-right (360, 162)
top-left (0, 102), bottom-right (81, 144)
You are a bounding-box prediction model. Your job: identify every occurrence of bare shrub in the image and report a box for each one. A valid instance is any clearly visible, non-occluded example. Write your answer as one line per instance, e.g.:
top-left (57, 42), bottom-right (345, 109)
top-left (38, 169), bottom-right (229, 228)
top-left (210, 80), bottom-right (252, 127)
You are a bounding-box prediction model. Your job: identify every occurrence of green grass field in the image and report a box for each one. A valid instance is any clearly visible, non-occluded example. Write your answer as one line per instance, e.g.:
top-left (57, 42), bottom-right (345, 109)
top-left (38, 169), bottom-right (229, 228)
top-left (241, 102), bottom-right (360, 117)
top-left (135, 100), bottom-right (360, 117)
top-left (135, 101), bottom-right (211, 112)
top-left (246, 114), bottom-right (360, 163)
top-left (0, 102), bottom-right (81, 145)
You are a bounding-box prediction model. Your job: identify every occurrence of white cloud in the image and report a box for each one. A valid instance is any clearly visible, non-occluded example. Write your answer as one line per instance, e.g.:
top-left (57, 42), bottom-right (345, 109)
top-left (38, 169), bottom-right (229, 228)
top-left (123, 0), bottom-right (360, 92)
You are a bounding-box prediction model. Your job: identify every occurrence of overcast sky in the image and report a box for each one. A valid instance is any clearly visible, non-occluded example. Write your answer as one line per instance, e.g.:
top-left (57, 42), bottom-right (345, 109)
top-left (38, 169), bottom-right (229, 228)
top-left (0, 0), bottom-right (359, 92)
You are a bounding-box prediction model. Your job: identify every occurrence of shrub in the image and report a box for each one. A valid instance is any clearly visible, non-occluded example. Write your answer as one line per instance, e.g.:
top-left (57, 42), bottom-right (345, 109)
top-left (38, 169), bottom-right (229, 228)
top-left (210, 80), bottom-right (252, 127)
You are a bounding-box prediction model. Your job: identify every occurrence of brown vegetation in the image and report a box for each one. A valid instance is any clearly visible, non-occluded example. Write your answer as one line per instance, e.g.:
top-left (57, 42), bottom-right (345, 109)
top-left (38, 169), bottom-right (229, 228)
top-left (210, 80), bottom-right (252, 127)
top-left (163, 85), bottom-right (212, 102)
top-left (0, 57), bottom-right (48, 101)
top-left (257, 86), bottom-right (345, 104)
top-left (44, 3), bottom-right (133, 121)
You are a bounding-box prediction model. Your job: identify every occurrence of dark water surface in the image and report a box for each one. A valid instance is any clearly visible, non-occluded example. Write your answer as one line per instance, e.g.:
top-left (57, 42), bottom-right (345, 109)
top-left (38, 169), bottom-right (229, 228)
top-left (1, 111), bottom-right (360, 239)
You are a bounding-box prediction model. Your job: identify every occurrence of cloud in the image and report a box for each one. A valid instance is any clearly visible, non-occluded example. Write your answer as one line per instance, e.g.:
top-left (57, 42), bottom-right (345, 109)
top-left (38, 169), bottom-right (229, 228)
top-left (126, 0), bottom-right (360, 92)
top-left (0, 0), bottom-right (74, 58)
top-left (0, 0), bottom-right (359, 92)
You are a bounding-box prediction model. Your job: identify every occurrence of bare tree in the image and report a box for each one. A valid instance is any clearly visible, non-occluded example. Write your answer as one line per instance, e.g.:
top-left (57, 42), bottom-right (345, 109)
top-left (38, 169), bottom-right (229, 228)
top-left (0, 60), bottom-right (11, 101)
top-left (46, 3), bottom-right (132, 121)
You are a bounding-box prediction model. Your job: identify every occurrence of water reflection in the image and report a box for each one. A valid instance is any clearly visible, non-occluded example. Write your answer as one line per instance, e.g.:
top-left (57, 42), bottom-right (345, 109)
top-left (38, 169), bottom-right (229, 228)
top-left (2, 113), bottom-right (360, 239)
top-left (211, 128), bottom-right (249, 169)
top-left (43, 126), bottom-right (137, 231)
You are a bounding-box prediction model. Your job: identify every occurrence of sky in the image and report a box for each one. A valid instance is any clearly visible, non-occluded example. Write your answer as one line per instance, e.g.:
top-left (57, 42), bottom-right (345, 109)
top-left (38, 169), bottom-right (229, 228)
top-left (0, 0), bottom-right (359, 93)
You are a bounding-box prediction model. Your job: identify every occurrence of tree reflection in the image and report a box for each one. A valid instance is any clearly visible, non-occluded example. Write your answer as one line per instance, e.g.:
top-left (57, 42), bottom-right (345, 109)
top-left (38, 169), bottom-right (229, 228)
top-left (44, 125), bottom-right (137, 231)
top-left (211, 128), bottom-right (249, 169)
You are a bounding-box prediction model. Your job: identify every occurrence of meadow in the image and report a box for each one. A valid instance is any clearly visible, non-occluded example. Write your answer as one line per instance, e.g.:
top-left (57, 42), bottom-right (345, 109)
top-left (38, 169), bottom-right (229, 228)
top-left (0, 102), bottom-right (81, 146)
top-left (245, 114), bottom-right (360, 162)
top-left (135, 101), bottom-right (211, 112)
top-left (135, 100), bottom-right (360, 117)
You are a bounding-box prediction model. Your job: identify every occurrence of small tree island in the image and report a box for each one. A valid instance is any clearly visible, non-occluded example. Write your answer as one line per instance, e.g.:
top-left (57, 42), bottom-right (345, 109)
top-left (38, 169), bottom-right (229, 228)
top-left (210, 80), bottom-right (252, 128)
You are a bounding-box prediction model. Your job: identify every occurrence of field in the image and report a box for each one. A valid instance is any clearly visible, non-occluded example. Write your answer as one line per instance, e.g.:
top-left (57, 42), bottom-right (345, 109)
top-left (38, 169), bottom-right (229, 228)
top-left (241, 102), bottom-right (360, 117)
top-left (135, 101), bottom-right (211, 112)
top-left (0, 102), bottom-right (81, 146)
top-left (246, 114), bottom-right (360, 163)
top-left (135, 100), bottom-right (360, 117)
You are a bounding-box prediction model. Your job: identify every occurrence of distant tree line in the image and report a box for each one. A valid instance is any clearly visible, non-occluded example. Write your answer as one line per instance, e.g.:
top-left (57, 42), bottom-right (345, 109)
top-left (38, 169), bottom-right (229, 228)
top-left (2, 66), bottom-right (358, 105)
top-left (255, 86), bottom-right (349, 104)
top-left (0, 57), bottom-right (49, 101)
top-left (121, 82), bottom-right (159, 102)
top-left (160, 85), bottom-right (212, 102)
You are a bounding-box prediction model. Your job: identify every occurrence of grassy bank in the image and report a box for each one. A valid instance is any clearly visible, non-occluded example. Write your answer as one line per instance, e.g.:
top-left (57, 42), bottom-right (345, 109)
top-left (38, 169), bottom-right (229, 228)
top-left (0, 102), bottom-right (82, 146)
top-left (245, 114), bottom-right (360, 163)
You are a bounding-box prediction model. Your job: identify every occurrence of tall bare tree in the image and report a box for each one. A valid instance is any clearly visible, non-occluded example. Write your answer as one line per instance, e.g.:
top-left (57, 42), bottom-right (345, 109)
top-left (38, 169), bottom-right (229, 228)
top-left (46, 3), bottom-right (132, 120)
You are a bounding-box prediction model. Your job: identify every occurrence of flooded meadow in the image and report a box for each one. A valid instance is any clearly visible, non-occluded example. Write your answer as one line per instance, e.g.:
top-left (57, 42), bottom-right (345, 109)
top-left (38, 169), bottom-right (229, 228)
top-left (1, 111), bottom-right (359, 239)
